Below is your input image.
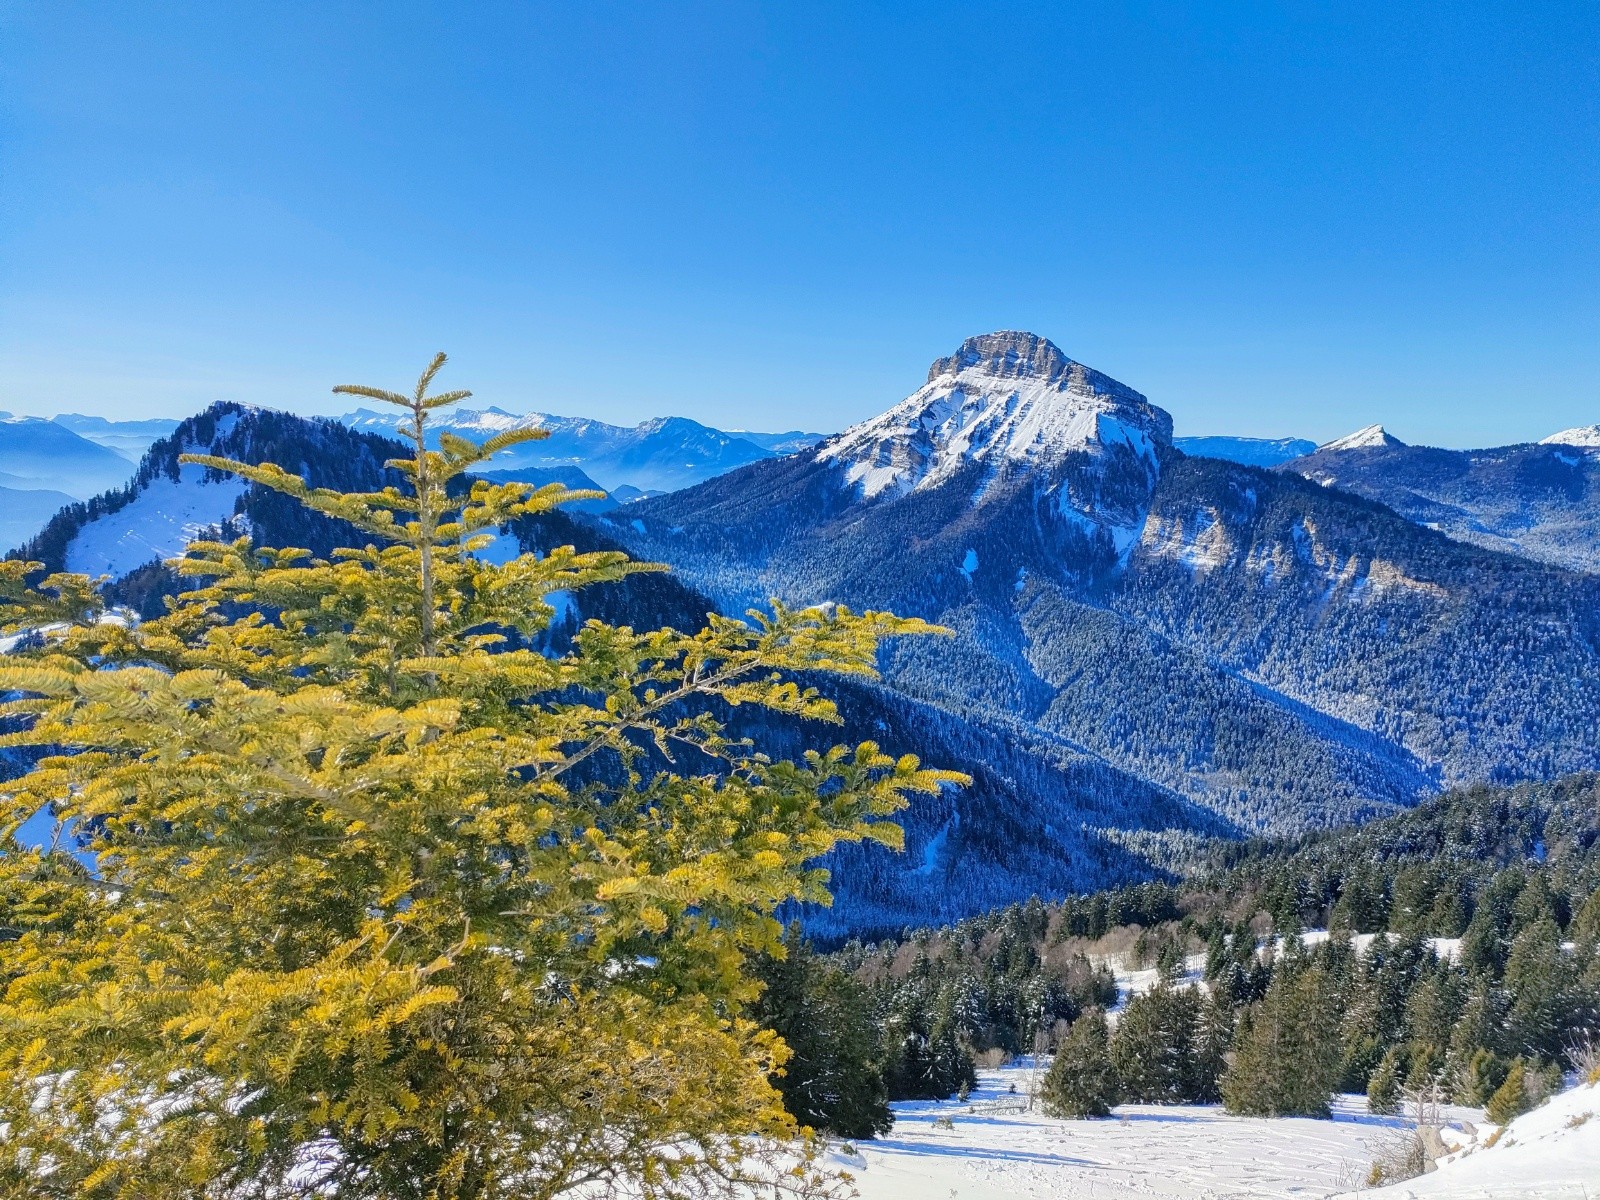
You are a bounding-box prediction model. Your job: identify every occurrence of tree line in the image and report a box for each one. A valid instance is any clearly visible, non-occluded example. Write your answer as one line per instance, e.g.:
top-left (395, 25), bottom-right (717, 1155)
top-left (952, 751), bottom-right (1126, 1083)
top-left (755, 774), bottom-right (1600, 1134)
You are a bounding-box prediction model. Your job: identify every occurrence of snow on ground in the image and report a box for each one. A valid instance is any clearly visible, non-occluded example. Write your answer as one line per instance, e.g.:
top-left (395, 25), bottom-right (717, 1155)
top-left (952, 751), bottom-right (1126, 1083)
top-left (65, 470), bottom-right (245, 577)
top-left (1108, 954), bottom-right (1208, 1016)
top-left (833, 1062), bottom-right (1485, 1200)
top-left (1335, 1077), bottom-right (1600, 1199)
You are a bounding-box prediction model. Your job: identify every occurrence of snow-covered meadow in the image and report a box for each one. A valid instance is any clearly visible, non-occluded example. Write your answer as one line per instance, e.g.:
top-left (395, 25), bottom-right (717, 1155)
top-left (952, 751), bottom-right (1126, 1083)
top-left (829, 1061), bottom-right (1489, 1199)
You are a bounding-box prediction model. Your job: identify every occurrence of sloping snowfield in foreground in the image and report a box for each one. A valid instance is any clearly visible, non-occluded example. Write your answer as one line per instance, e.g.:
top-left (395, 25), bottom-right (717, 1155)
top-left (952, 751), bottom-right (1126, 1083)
top-left (1336, 1076), bottom-right (1599, 1199)
top-left (831, 1062), bottom-right (1491, 1200)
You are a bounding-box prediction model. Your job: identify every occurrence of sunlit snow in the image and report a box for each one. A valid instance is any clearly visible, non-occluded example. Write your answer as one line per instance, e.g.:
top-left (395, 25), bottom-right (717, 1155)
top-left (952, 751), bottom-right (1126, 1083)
top-left (835, 1061), bottom-right (1492, 1200)
top-left (818, 333), bottom-right (1170, 501)
top-left (65, 469), bottom-right (246, 577)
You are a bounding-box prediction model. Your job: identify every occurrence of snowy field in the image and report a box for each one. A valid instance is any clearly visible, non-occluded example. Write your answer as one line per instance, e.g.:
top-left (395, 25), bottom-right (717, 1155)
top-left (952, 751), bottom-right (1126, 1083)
top-left (830, 1062), bottom-right (1485, 1200)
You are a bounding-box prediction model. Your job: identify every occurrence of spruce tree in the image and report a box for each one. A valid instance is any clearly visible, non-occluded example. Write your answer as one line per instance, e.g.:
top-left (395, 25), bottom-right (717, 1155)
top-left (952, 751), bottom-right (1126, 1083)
top-left (1485, 1059), bottom-right (1533, 1126)
top-left (1366, 1049), bottom-right (1402, 1115)
top-left (0, 356), bottom-right (962, 1198)
top-left (1041, 1008), bottom-right (1117, 1118)
top-left (1222, 966), bottom-right (1341, 1118)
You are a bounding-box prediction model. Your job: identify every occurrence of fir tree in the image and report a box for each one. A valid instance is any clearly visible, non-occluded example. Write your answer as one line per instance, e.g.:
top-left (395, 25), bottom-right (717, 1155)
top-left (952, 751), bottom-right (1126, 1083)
top-left (1502, 917), bottom-right (1575, 1061)
top-left (1041, 1008), bottom-right (1117, 1119)
top-left (752, 926), bottom-right (893, 1139)
top-left (1110, 983), bottom-right (1206, 1104)
top-left (0, 356), bottom-right (963, 1198)
top-left (882, 997), bottom-right (976, 1102)
top-left (1570, 886), bottom-right (1600, 949)
top-left (1459, 1048), bottom-right (1509, 1108)
top-left (1485, 1059), bottom-right (1533, 1126)
top-left (1366, 1048), bottom-right (1402, 1115)
top-left (1222, 966), bottom-right (1341, 1118)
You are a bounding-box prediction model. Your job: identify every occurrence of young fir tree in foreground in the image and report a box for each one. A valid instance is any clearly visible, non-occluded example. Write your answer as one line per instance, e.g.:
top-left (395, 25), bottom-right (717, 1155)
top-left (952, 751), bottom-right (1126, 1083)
top-left (0, 356), bottom-right (962, 1200)
top-left (1040, 1008), bottom-right (1117, 1118)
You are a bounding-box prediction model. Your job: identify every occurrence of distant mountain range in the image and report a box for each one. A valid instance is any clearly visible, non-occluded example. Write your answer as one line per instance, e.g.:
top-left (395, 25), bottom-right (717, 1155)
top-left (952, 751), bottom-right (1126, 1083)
top-left (0, 406), bottom-right (822, 552)
top-left (0, 413), bottom-right (141, 498)
top-left (1171, 435), bottom-right (1316, 467)
top-left (1281, 426), bottom-right (1600, 573)
top-left (337, 405), bottom-right (825, 494)
top-left (53, 413), bottom-right (182, 460)
top-left (600, 332), bottom-right (1600, 928)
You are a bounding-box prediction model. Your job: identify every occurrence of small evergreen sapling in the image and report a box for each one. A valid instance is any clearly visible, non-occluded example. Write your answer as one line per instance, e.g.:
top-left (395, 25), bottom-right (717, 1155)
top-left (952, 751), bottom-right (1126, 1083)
top-left (1366, 1049), bottom-right (1403, 1115)
top-left (1485, 1059), bottom-right (1533, 1126)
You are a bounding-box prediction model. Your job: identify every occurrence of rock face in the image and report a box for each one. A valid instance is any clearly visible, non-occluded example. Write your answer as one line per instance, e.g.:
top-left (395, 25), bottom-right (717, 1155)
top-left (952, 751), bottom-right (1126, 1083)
top-left (604, 333), bottom-right (1600, 932)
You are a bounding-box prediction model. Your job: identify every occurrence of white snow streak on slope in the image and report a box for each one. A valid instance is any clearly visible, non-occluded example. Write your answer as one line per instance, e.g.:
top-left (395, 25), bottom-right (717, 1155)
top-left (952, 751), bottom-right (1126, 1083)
top-left (839, 1062), bottom-right (1485, 1200)
top-left (1335, 1078), bottom-right (1599, 1199)
top-left (66, 471), bottom-right (246, 577)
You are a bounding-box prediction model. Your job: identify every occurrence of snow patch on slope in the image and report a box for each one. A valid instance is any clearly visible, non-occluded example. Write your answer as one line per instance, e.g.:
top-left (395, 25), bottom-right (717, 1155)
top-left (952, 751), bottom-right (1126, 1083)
top-left (1339, 1077), bottom-right (1599, 1198)
top-left (65, 467), bottom-right (245, 577)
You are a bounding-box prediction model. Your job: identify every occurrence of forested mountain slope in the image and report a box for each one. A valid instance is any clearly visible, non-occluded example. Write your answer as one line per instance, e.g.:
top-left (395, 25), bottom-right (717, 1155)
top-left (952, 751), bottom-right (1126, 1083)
top-left (1284, 436), bottom-right (1600, 573)
top-left (16, 380), bottom-right (1600, 936)
top-left (607, 333), bottom-right (1600, 844)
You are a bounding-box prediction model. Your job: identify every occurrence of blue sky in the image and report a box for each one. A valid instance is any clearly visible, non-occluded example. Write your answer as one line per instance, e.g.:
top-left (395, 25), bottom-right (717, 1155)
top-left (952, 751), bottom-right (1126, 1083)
top-left (1, 2), bottom-right (1595, 445)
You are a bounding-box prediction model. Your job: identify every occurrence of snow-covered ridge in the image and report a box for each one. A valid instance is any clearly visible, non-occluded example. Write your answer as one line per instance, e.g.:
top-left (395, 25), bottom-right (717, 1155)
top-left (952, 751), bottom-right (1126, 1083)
top-left (65, 413), bottom-right (247, 578)
top-left (1541, 424), bottom-right (1600, 448)
top-left (341, 405), bottom-right (545, 435)
top-left (1316, 424), bottom-right (1407, 453)
top-left (818, 331), bottom-right (1174, 501)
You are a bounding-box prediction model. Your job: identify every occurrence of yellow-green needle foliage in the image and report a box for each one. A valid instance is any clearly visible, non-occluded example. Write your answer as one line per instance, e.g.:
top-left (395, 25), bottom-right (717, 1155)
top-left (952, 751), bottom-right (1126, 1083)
top-left (0, 355), bottom-right (964, 1200)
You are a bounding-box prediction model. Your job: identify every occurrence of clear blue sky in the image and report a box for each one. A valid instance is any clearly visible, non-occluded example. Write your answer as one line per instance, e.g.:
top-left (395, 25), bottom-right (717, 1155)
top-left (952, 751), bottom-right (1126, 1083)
top-left (1, 2), bottom-right (1595, 445)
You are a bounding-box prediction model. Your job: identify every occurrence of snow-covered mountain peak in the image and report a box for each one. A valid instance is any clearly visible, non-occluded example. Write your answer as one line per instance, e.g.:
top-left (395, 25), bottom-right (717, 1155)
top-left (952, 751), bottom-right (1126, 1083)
top-left (818, 331), bottom-right (1172, 501)
top-left (1317, 424), bottom-right (1405, 453)
top-left (1541, 424), bottom-right (1600, 448)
